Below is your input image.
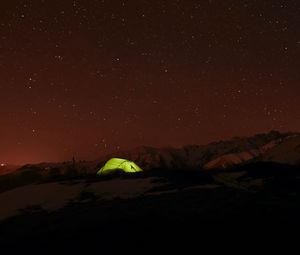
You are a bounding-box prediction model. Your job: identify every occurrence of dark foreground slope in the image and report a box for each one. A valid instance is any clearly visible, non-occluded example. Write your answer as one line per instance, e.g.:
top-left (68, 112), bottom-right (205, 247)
top-left (0, 163), bottom-right (299, 252)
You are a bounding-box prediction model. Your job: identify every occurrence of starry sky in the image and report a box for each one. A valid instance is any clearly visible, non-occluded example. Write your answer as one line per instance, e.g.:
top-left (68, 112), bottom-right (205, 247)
top-left (1, 0), bottom-right (300, 164)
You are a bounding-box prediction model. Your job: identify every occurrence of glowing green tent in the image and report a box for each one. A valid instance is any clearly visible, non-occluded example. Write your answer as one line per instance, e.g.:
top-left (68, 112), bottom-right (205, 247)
top-left (97, 158), bottom-right (143, 175)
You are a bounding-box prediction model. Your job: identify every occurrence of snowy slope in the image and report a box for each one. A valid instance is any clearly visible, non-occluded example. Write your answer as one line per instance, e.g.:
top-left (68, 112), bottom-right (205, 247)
top-left (261, 135), bottom-right (300, 165)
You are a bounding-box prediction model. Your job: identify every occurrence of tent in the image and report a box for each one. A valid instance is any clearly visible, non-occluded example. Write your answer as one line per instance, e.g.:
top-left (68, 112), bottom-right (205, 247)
top-left (97, 158), bottom-right (143, 175)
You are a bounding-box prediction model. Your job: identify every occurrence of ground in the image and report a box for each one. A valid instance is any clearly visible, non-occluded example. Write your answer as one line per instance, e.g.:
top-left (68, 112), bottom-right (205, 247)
top-left (0, 164), bottom-right (299, 252)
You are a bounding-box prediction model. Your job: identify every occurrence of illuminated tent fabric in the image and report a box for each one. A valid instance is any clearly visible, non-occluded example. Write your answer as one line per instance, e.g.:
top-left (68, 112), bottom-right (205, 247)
top-left (97, 158), bottom-right (143, 175)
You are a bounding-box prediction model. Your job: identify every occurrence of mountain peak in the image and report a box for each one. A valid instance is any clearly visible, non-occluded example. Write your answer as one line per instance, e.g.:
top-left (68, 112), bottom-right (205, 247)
top-left (97, 131), bottom-right (300, 171)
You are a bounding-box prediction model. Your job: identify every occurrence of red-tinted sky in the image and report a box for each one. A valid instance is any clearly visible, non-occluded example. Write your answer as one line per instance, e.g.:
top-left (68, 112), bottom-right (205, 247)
top-left (1, 0), bottom-right (300, 164)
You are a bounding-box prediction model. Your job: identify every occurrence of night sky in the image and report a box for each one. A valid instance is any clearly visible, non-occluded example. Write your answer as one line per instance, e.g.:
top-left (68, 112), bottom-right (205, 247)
top-left (1, 0), bottom-right (300, 164)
